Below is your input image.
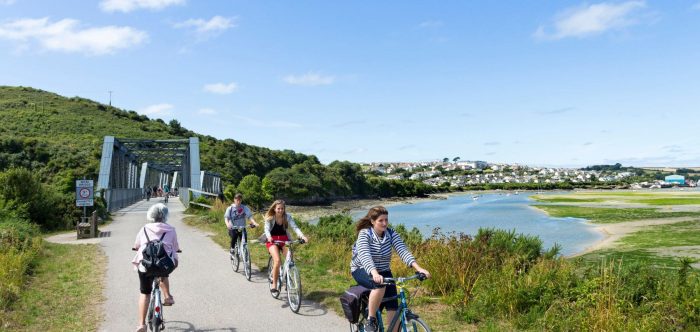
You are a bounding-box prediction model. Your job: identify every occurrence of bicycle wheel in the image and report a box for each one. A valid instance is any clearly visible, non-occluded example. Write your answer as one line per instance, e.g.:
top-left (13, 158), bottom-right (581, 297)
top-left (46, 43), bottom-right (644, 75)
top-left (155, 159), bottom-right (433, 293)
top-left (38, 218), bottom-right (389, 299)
top-left (152, 317), bottom-right (161, 332)
top-left (267, 256), bottom-right (280, 298)
top-left (146, 299), bottom-right (155, 331)
top-left (401, 317), bottom-right (431, 332)
top-left (243, 244), bottom-right (252, 281)
top-left (230, 244), bottom-right (240, 272)
top-left (286, 264), bottom-right (302, 313)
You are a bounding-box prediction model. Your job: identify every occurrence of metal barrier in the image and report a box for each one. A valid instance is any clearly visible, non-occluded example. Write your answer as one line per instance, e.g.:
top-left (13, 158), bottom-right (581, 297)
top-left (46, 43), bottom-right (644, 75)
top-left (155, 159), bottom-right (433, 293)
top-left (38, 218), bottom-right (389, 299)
top-left (182, 187), bottom-right (219, 209)
top-left (179, 187), bottom-right (190, 206)
top-left (104, 188), bottom-right (144, 212)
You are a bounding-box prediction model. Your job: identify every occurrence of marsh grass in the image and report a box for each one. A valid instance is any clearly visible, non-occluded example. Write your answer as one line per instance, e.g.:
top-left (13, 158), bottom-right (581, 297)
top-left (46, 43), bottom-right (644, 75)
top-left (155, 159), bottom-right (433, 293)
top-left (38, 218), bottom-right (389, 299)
top-left (536, 191), bottom-right (700, 206)
top-left (533, 205), bottom-right (700, 223)
top-left (617, 220), bottom-right (700, 249)
top-left (531, 196), bottom-right (605, 203)
top-left (636, 198), bottom-right (700, 205)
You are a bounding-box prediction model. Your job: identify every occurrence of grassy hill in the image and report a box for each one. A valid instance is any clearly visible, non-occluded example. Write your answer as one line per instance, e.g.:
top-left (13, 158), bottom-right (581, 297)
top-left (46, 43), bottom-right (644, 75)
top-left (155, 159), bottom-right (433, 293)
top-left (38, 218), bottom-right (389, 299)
top-left (0, 86), bottom-right (315, 188)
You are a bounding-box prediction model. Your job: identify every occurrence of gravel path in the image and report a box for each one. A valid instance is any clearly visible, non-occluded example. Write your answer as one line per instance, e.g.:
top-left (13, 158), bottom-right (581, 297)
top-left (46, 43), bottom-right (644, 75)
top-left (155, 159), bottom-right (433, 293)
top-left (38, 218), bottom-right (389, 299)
top-left (51, 198), bottom-right (347, 331)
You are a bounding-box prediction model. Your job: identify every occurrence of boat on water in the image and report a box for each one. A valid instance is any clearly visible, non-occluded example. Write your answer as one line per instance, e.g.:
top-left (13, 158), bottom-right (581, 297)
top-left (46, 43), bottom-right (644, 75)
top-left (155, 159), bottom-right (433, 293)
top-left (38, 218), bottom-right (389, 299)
top-left (472, 195), bottom-right (479, 200)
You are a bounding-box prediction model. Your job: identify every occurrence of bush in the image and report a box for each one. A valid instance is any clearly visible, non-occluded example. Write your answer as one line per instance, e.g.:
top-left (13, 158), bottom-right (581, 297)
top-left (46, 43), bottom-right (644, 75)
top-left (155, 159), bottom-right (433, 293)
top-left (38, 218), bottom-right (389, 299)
top-left (0, 219), bottom-right (42, 309)
top-left (314, 214), bottom-right (354, 242)
top-left (0, 168), bottom-right (67, 230)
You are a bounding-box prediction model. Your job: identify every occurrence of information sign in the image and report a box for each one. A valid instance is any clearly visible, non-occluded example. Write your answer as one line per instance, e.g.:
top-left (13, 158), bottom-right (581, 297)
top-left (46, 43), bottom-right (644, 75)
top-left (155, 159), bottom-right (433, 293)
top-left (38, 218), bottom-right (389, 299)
top-left (76, 180), bottom-right (94, 207)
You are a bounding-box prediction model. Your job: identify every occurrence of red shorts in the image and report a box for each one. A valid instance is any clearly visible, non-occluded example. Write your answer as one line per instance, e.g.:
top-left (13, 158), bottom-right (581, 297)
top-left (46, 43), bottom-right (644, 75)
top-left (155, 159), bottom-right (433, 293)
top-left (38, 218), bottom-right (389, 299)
top-left (266, 235), bottom-right (289, 249)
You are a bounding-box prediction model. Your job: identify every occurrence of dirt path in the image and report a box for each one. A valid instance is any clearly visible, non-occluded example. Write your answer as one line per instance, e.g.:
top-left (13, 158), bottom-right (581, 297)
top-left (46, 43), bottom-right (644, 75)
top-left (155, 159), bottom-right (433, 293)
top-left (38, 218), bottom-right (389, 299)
top-left (47, 198), bottom-right (347, 331)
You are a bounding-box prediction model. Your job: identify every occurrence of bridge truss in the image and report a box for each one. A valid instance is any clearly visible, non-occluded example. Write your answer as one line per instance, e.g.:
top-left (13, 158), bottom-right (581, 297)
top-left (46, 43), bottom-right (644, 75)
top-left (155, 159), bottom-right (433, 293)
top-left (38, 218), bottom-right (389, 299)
top-left (96, 136), bottom-right (222, 211)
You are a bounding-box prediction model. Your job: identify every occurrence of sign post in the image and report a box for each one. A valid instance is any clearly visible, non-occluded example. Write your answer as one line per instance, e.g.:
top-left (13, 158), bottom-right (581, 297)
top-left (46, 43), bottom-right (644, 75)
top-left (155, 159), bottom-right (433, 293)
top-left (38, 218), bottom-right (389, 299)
top-left (76, 179), bottom-right (94, 221)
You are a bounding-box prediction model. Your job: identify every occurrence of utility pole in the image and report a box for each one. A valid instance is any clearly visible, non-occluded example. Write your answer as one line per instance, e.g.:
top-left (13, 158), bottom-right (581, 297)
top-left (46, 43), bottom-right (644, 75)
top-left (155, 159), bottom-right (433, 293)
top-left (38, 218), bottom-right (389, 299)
top-left (108, 90), bottom-right (113, 106)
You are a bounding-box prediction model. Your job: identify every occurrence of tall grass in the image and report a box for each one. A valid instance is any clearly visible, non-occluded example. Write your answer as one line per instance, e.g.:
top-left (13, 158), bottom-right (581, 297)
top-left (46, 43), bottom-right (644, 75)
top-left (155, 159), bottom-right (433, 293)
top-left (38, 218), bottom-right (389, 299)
top-left (184, 206), bottom-right (700, 330)
top-left (0, 220), bottom-right (42, 310)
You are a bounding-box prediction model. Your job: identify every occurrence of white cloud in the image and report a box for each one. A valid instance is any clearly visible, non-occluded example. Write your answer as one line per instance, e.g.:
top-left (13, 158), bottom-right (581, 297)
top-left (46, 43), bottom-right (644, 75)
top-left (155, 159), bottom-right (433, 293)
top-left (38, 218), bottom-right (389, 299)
top-left (175, 16), bottom-right (237, 34)
top-left (1, 0), bottom-right (17, 5)
top-left (203, 82), bottom-right (238, 94)
top-left (693, 2), bottom-right (700, 10)
top-left (283, 72), bottom-right (335, 86)
top-left (534, 1), bottom-right (646, 40)
top-left (140, 103), bottom-right (174, 116)
top-left (100, 0), bottom-right (185, 13)
top-left (0, 17), bottom-right (147, 55)
top-left (197, 108), bottom-right (217, 115)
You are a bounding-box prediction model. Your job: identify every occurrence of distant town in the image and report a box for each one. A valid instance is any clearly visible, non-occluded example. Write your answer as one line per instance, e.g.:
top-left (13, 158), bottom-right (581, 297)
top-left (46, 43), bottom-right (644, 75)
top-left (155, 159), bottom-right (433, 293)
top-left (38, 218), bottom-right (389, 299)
top-left (362, 160), bottom-right (699, 190)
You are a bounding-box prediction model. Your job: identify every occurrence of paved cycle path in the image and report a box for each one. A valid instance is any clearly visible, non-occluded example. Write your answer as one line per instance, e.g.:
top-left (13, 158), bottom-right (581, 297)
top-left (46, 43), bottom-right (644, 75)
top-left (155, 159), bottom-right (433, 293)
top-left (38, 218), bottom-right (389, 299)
top-left (99, 198), bottom-right (347, 331)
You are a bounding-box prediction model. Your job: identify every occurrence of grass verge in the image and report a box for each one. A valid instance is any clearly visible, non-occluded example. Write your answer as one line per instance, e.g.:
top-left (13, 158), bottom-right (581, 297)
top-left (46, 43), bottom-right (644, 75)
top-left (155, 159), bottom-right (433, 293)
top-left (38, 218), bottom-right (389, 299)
top-left (0, 242), bottom-right (105, 331)
top-left (183, 204), bottom-right (475, 332)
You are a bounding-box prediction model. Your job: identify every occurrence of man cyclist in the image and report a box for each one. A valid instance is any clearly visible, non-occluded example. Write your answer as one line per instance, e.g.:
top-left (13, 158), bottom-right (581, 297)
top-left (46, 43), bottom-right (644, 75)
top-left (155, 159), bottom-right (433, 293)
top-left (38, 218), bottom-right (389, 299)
top-left (224, 193), bottom-right (259, 256)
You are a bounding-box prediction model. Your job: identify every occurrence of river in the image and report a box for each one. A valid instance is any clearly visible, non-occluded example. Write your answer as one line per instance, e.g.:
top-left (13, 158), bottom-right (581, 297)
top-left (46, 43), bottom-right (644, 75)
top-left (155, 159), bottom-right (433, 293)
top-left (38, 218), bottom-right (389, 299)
top-left (351, 192), bottom-right (603, 256)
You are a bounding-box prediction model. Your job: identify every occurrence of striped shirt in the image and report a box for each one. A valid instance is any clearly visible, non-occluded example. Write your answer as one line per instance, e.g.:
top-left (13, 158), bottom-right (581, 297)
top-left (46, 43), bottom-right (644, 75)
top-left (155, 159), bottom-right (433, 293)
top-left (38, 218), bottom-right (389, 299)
top-left (350, 227), bottom-right (416, 273)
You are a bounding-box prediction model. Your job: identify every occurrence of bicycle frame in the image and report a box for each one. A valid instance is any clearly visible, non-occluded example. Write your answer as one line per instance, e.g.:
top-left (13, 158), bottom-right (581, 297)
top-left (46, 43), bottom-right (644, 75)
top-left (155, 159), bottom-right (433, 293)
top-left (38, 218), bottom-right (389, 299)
top-left (231, 226), bottom-right (249, 253)
top-left (374, 283), bottom-right (411, 332)
top-left (358, 273), bottom-right (428, 332)
top-left (146, 277), bottom-right (164, 332)
top-left (271, 240), bottom-right (295, 285)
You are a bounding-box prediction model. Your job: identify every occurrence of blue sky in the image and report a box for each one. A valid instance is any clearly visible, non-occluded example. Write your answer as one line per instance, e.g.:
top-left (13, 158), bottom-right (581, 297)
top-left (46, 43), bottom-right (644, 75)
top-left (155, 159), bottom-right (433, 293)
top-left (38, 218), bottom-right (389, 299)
top-left (1, 1), bottom-right (699, 167)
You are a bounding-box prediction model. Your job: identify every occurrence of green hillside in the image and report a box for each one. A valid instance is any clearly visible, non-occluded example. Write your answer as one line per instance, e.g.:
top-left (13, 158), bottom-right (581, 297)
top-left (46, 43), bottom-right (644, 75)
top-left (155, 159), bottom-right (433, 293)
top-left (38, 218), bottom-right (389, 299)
top-left (0, 86), bottom-right (434, 209)
top-left (0, 86), bottom-right (315, 186)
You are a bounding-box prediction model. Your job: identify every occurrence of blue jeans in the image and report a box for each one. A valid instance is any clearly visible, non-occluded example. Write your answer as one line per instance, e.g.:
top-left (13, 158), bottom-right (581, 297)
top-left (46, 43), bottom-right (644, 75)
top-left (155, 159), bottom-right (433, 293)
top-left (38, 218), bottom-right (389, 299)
top-left (351, 268), bottom-right (398, 310)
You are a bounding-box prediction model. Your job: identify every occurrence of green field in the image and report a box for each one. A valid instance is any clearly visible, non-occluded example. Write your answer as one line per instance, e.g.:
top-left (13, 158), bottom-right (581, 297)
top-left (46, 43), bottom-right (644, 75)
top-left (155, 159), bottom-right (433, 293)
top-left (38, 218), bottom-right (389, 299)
top-left (533, 205), bottom-right (700, 224)
top-left (533, 191), bottom-right (700, 206)
top-left (618, 220), bottom-right (700, 249)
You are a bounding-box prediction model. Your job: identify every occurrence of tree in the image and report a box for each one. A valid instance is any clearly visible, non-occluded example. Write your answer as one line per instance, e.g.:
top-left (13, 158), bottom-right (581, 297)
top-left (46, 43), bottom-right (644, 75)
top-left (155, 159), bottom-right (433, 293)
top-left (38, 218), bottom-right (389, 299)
top-left (443, 157), bottom-right (449, 163)
top-left (453, 157), bottom-right (460, 163)
top-left (235, 175), bottom-right (265, 210)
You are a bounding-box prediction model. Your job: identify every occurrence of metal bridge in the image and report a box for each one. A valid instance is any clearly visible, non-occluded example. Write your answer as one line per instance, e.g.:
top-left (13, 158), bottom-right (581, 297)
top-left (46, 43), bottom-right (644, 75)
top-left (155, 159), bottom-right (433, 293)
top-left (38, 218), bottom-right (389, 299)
top-left (96, 136), bottom-right (222, 211)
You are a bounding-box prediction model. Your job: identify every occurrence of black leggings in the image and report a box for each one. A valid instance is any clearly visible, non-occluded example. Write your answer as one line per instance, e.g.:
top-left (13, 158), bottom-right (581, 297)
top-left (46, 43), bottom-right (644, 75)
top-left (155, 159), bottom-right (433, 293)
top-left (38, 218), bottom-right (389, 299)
top-left (228, 228), bottom-right (246, 249)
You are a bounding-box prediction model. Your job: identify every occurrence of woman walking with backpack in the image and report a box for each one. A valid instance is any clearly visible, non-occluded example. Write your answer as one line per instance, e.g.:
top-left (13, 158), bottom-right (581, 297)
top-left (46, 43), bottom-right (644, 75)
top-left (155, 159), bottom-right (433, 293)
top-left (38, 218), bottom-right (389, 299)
top-left (131, 203), bottom-right (180, 332)
top-left (351, 206), bottom-right (430, 332)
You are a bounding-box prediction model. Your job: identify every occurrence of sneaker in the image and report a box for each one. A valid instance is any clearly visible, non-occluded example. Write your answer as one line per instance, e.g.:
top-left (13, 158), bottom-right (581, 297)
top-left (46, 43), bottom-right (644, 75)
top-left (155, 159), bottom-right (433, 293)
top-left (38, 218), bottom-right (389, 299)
top-left (364, 317), bottom-right (378, 332)
top-left (267, 282), bottom-right (280, 297)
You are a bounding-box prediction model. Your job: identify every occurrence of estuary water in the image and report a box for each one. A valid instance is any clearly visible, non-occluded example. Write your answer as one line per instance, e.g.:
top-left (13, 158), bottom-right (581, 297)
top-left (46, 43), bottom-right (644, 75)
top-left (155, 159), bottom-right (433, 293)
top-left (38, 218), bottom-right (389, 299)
top-left (351, 192), bottom-right (603, 256)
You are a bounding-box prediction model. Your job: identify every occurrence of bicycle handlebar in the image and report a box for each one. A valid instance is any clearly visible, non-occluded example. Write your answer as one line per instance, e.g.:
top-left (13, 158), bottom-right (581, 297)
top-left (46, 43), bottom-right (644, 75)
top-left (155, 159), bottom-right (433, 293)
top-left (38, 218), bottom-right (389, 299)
top-left (230, 224), bottom-right (257, 230)
top-left (268, 239), bottom-right (306, 245)
top-left (131, 248), bottom-right (183, 253)
top-left (380, 272), bottom-right (427, 285)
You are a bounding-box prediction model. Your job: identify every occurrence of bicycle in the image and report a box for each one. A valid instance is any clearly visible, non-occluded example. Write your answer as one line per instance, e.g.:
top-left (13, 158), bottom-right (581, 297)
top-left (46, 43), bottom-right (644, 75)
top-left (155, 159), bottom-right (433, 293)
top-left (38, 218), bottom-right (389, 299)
top-left (266, 239), bottom-right (305, 313)
top-left (145, 276), bottom-right (165, 332)
top-left (132, 248), bottom-right (182, 332)
top-left (351, 273), bottom-right (431, 332)
top-left (229, 224), bottom-right (256, 281)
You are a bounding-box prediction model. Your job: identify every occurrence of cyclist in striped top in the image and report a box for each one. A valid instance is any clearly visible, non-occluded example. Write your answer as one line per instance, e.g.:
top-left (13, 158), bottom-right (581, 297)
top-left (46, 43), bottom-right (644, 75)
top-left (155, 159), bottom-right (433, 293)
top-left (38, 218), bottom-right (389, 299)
top-left (350, 206), bottom-right (430, 332)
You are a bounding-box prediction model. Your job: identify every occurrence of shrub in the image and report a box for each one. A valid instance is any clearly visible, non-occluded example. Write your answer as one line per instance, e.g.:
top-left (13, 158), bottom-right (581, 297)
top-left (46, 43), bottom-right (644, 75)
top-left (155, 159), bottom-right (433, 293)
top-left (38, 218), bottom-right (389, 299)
top-left (0, 219), bottom-right (42, 309)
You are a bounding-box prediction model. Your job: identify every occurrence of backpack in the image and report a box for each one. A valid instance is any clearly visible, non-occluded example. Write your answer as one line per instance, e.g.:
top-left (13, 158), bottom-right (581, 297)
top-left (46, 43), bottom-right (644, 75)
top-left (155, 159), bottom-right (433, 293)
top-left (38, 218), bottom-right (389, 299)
top-left (339, 285), bottom-right (371, 323)
top-left (141, 229), bottom-right (175, 277)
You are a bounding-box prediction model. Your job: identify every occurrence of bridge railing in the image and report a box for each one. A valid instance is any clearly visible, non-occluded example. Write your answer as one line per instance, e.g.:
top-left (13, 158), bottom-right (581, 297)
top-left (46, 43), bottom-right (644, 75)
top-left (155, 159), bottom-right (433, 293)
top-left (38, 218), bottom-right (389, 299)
top-left (103, 188), bottom-right (143, 212)
top-left (179, 187), bottom-right (219, 209)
